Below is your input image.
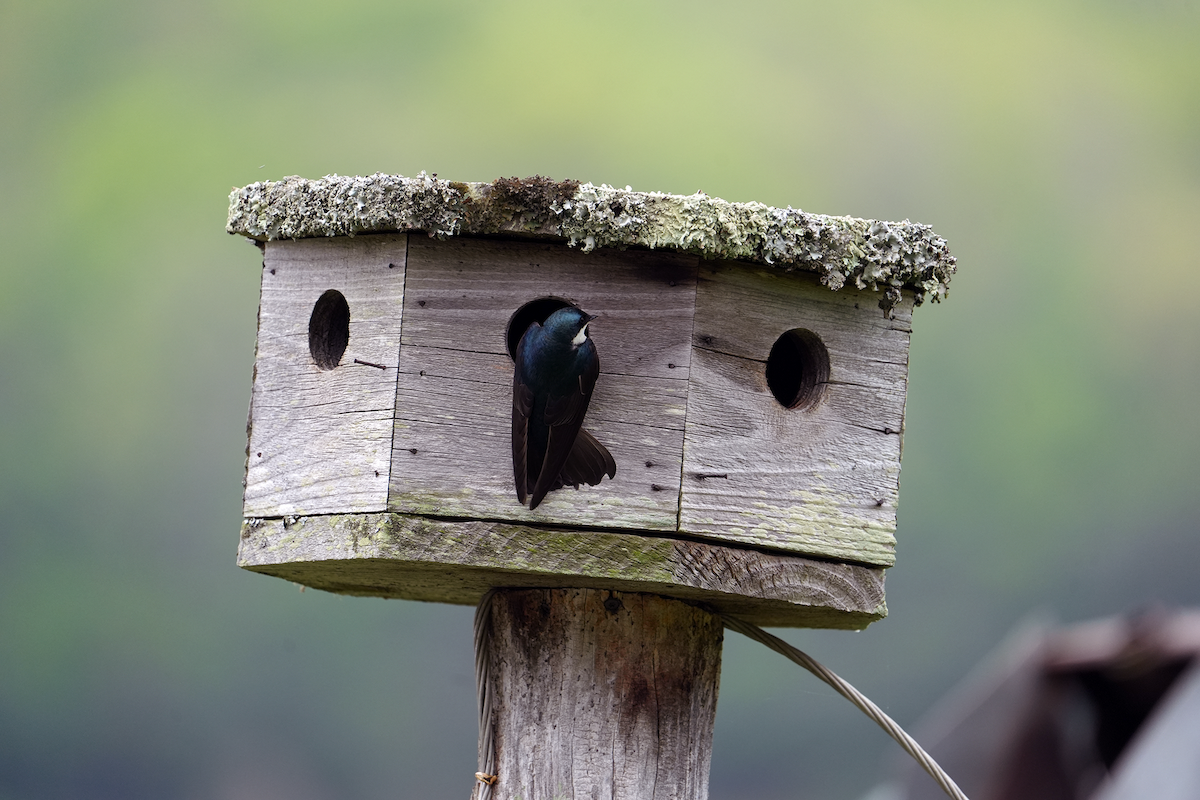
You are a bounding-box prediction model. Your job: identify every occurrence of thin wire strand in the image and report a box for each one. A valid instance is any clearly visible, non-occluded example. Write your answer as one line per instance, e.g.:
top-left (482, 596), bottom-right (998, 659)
top-left (473, 590), bottom-right (497, 800)
top-left (720, 614), bottom-right (969, 800)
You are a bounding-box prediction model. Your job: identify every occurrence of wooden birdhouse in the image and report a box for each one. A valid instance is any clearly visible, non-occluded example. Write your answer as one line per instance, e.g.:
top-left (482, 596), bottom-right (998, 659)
top-left (228, 173), bottom-right (955, 630)
top-left (227, 174), bottom-right (957, 800)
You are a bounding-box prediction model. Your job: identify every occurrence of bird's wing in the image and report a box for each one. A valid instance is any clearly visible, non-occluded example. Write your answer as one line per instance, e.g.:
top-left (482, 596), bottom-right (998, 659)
top-left (511, 349), bottom-right (535, 505)
top-left (528, 345), bottom-right (600, 510)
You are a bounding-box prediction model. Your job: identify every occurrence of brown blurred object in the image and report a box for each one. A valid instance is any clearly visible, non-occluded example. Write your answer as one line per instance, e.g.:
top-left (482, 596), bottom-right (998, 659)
top-left (878, 608), bottom-right (1200, 800)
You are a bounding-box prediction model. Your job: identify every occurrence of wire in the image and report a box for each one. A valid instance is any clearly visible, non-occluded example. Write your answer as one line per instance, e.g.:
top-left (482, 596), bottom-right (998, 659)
top-left (719, 614), bottom-right (969, 800)
top-left (473, 590), bottom-right (498, 800)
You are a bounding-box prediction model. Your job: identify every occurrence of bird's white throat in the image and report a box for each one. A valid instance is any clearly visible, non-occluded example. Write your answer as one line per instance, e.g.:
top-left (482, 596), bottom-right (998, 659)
top-left (572, 324), bottom-right (589, 346)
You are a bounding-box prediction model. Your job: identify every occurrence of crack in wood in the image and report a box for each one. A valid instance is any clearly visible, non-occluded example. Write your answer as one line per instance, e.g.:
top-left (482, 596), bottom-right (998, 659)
top-left (691, 344), bottom-right (767, 364)
top-left (398, 341), bottom-right (509, 359)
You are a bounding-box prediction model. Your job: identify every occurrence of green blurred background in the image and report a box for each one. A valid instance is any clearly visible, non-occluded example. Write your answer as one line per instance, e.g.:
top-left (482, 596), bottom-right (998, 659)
top-left (2, 1), bottom-right (1198, 798)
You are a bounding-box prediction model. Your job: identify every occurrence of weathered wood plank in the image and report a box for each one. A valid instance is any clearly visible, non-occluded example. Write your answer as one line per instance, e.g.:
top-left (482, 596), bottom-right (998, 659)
top-left (400, 236), bottom-right (699, 378)
top-left (389, 346), bottom-right (686, 528)
top-left (679, 262), bottom-right (913, 566)
top-left (486, 589), bottom-right (723, 800)
top-left (388, 236), bottom-right (698, 529)
top-left (243, 235), bottom-right (408, 516)
top-left (689, 261), bottom-right (913, 383)
top-left (392, 345), bottom-right (689, 431)
top-left (237, 512), bottom-right (888, 629)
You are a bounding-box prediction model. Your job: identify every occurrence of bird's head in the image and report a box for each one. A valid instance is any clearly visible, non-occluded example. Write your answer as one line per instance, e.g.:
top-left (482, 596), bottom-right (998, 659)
top-left (543, 306), bottom-right (596, 347)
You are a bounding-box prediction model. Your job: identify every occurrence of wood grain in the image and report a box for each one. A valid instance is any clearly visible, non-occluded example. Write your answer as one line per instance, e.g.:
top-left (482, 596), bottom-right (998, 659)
top-left (679, 262), bottom-right (913, 567)
top-left (243, 235), bottom-right (408, 516)
top-left (237, 512), bottom-right (888, 629)
top-left (388, 236), bottom-right (698, 530)
top-left (485, 589), bottom-right (723, 800)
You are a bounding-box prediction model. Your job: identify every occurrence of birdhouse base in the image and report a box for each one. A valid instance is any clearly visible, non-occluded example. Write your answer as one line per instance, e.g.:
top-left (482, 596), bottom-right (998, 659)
top-left (238, 512), bottom-right (887, 629)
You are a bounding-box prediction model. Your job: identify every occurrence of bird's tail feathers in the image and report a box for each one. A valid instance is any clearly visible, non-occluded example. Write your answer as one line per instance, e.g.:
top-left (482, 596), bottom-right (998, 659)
top-left (551, 428), bottom-right (617, 491)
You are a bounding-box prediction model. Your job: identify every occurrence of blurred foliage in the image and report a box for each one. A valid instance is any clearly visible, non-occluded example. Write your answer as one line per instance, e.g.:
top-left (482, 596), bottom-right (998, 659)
top-left (1, 0), bottom-right (1198, 798)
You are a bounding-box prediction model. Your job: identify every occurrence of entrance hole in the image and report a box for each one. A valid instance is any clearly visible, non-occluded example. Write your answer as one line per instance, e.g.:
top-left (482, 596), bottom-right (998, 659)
top-left (309, 289), bottom-right (350, 370)
top-left (765, 328), bottom-right (829, 410)
top-left (505, 296), bottom-right (574, 360)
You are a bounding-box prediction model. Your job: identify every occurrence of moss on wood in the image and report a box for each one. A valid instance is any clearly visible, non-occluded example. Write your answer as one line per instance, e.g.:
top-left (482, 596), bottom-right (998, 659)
top-left (227, 173), bottom-right (956, 310)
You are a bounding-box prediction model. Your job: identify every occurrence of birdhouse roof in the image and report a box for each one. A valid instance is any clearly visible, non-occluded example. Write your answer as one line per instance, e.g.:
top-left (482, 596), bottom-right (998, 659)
top-left (227, 173), bottom-right (956, 308)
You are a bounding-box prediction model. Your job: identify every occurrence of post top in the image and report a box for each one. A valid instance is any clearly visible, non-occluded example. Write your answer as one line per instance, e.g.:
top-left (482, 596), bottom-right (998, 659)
top-left (227, 172), bottom-right (956, 309)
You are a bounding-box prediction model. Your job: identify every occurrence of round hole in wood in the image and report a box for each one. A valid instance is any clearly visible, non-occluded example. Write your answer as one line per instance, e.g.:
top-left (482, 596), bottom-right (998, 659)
top-left (309, 289), bottom-right (350, 370)
top-left (765, 328), bottom-right (829, 410)
top-left (505, 296), bottom-right (574, 361)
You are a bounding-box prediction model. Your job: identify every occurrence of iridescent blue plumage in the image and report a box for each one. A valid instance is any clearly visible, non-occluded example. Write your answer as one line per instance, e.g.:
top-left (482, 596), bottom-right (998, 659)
top-left (512, 306), bottom-right (617, 509)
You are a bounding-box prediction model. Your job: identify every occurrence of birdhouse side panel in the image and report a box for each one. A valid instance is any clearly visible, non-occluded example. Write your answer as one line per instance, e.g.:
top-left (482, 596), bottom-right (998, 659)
top-left (244, 235), bottom-right (408, 517)
top-left (680, 263), bottom-right (912, 567)
top-left (388, 237), bottom-right (696, 530)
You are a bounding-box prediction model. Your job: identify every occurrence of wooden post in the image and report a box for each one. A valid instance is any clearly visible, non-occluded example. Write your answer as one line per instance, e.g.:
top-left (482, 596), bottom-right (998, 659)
top-left (479, 589), bottom-right (724, 800)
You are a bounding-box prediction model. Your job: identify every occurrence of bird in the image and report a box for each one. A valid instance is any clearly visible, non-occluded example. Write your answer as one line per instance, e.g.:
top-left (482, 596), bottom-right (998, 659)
top-left (512, 306), bottom-right (617, 510)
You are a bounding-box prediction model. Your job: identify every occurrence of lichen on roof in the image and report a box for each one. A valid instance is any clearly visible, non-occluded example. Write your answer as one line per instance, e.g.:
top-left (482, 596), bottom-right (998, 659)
top-left (227, 172), bottom-right (956, 310)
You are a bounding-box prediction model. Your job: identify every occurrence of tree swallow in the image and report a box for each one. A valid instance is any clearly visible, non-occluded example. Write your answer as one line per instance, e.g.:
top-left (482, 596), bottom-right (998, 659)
top-left (512, 306), bottom-right (617, 510)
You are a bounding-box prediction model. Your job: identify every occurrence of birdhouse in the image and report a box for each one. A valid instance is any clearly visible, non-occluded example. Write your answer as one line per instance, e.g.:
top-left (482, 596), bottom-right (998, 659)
top-left (228, 173), bottom-right (956, 629)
